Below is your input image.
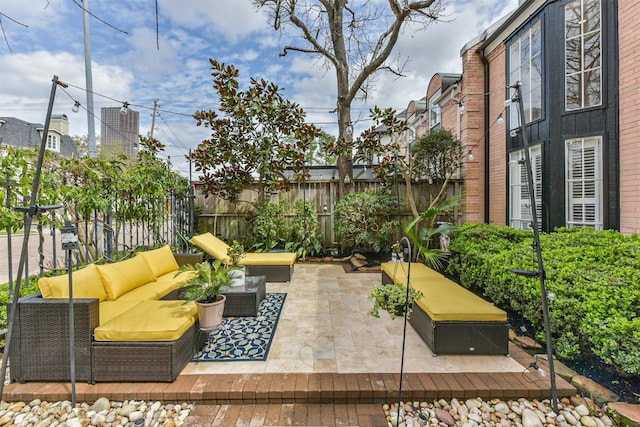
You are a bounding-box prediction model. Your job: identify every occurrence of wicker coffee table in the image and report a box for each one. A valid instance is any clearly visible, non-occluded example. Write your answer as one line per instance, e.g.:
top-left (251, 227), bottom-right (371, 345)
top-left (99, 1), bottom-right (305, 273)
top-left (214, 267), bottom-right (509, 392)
top-left (221, 275), bottom-right (266, 317)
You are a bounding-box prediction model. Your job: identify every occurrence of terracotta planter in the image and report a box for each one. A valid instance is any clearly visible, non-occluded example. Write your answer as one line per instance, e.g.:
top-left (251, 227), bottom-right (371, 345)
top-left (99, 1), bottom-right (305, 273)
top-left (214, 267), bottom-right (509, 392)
top-left (196, 294), bottom-right (226, 331)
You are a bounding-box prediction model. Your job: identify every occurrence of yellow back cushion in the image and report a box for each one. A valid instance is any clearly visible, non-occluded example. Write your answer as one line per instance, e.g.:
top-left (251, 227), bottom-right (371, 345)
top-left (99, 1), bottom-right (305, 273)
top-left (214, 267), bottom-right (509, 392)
top-left (190, 232), bottom-right (230, 262)
top-left (38, 263), bottom-right (107, 301)
top-left (96, 254), bottom-right (156, 301)
top-left (139, 245), bottom-right (179, 277)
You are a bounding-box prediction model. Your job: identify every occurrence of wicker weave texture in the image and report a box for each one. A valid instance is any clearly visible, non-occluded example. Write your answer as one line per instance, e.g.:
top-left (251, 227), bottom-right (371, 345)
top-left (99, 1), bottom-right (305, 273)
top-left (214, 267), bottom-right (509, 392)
top-left (222, 276), bottom-right (267, 317)
top-left (92, 323), bottom-right (203, 382)
top-left (9, 296), bottom-right (99, 382)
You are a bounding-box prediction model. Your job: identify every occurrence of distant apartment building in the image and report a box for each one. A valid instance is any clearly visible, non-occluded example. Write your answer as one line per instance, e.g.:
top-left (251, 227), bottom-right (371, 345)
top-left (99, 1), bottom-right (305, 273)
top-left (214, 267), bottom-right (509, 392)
top-left (100, 107), bottom-right (140, 157)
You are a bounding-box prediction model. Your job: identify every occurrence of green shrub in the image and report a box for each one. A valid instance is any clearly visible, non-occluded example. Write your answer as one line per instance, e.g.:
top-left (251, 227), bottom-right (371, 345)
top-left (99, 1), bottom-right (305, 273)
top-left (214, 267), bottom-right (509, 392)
top-left (246, 200), bottom-right (322, 257)
top-left (334, 190), bottom-right (402, 254)
top-left (447, 223), bottom-right (640, 376)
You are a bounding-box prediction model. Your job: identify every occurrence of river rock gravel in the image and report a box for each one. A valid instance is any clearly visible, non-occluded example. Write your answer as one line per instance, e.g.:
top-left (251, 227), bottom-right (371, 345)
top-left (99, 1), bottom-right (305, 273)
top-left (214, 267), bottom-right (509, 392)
top-left (382, 396), bottom-right (615, 427)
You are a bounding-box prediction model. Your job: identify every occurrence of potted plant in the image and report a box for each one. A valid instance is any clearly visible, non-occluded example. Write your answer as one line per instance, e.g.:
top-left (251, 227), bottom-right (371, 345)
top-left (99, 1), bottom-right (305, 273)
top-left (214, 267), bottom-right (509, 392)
top-left (178, 259), bottom-right (238, 330)
top-left (367, 282), bottom-right (423, 320)
top-left (226, 240), bottom-right (246, 286)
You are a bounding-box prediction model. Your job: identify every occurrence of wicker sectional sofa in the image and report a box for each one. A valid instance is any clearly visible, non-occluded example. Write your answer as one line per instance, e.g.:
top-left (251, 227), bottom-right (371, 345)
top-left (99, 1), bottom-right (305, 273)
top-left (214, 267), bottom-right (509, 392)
top-left (381, 262), bottom-right (509, 355)
top-left (8, 245), bottom-right (206, 383)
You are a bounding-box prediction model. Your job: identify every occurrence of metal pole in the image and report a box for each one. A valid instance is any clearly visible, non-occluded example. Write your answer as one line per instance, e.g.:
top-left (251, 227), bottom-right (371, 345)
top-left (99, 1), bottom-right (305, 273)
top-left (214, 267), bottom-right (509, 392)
top-left (0, 75), bottom-right (64, 395)
top-left (83, 0), bottom-right (97, 158)
top-left (511, 81), bottom-right (558, 411)
top-left (62, 220), bottom-right (78, 406)
top-left (396, 236), bottom-right (413, 424)
top-left (5, 172), bottom-right (14, 296)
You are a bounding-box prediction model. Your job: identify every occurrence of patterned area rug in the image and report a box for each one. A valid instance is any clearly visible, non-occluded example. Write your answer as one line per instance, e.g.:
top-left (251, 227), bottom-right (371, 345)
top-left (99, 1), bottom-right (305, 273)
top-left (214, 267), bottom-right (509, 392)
top-left (192, 293), bottom-right (286, 362)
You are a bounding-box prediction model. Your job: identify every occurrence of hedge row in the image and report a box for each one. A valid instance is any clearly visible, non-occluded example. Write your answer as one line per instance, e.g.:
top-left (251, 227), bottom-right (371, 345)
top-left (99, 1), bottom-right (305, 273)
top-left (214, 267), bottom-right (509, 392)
top-left (446, 223), bottom-right (640, 376)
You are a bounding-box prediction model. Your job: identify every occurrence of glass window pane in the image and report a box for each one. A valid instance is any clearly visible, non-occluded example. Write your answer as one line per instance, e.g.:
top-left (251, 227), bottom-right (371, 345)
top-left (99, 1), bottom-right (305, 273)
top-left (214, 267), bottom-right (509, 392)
top-left (531, 55), bottom-right (542, 85)
top-left (521, 36), bottom-right (530, 65)
top-left (584, 32), bottom-right (601, 69)
top-left (585, 0), bottom-right (601, 33)
top-left (565, 1), bottom-right (581, 39)
top-left (565, 38), bottom-right (582, 73)
top-left (585, 68), bottom-right (601, 107)
top-left (510, 43), bottom-right (520, 68)
top-left (531, 22), bottom-right (542, 56)
top-left (566, 73), bottom-right (582, 110)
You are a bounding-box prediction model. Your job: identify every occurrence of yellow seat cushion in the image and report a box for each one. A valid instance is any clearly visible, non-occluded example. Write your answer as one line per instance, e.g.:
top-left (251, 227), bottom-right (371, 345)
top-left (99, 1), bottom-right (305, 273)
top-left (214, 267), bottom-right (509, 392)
top-left (381, 262), bottom-right (445, 285)
top-left (412, 277), bottom-right (507, 322)
top-left (190, 232), bottom-right (296, 265)
top-left (38, 263), bottom-right (107, 301)
top-left (382, 262), bottom-right (506, 322)
top-left (240, 252), bottom-right (296, 266)
top-left (96, 254), bottom-right (156, 301)
top-left (139, 245), bottom-right (179, 277)
top-left (94, 300), bottom-right (198, 341)
top-left (98, 301), bottom-right (142, 325)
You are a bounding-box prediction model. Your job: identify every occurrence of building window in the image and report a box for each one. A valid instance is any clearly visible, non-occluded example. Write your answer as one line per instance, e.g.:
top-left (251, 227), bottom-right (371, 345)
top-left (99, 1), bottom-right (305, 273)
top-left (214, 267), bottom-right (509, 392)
top-left (508, 20), bottom-right (542, 129)
top-left (565, 136), bottom-right (602, 229)
top-left (509, 145), bottom-right (542, 230)
top-left (429, 89), bottom-right (441, 130)
top-left (46, 134), bottom-right (58, 151)
top-left (565, 0), bottom-right (601, 111)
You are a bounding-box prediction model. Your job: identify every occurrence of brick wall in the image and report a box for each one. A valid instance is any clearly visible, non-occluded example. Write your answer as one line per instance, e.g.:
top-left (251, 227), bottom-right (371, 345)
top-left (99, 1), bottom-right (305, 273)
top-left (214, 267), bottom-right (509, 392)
top-left (459, 42), bottom-right (488, 224)
top-left (485, 44), bottom-right (508, 226)
top-left (618, 0), bottom-right (640, 234)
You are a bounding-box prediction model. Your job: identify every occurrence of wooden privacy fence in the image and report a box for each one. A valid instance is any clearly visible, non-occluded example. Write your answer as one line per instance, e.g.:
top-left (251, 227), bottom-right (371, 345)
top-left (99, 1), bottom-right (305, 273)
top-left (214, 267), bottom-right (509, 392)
top-left (193, 178), bottom-right (462, 247)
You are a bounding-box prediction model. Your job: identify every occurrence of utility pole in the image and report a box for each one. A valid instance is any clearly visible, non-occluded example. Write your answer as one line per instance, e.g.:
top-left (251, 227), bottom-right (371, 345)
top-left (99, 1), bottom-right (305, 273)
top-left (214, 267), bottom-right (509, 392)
top-left (150, 99), bottom-right (159, 139)
top-left (82, 0), bottom-right (97, 158)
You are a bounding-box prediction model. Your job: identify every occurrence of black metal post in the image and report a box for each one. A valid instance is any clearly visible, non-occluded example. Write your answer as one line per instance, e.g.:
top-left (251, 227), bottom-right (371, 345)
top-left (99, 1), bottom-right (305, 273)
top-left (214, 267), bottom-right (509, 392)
top-left (61, 220), bottom-right (79, 406)
top-left (0, 75), bottom-right (66, 396)
top-left (511, 81), bottom-right (558, 411)
top-left (397, 236), bottom-right (413, 424)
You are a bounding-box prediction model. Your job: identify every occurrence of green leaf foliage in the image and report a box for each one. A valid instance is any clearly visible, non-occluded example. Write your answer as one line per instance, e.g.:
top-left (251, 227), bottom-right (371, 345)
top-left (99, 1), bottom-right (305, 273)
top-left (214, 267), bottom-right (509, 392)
top-left (334, 190), bottom-right (403, 254)
top-left (447, 224), bottom-right (640, 376)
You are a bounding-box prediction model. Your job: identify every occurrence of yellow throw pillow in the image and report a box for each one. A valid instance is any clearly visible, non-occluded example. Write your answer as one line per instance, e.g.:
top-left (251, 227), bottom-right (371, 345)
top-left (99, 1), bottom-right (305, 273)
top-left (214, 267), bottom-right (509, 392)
top-left (96, 254), bottom-right (156, 301)
top-left (139, 245), bottom-right (179, 277)
top-left (38, 263), bottom-right (107, 301)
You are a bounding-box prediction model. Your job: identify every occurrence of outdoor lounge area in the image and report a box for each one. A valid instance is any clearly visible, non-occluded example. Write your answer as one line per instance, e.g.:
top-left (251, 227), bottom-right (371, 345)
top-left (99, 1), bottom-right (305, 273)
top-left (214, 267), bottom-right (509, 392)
top-left (2, 263), bottom-right (577, 406)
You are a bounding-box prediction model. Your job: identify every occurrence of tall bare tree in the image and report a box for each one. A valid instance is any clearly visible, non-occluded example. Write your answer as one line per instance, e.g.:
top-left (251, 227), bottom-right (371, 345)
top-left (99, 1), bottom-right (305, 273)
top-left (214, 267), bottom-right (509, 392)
top-left (253, 0), bottom-right (445, 198)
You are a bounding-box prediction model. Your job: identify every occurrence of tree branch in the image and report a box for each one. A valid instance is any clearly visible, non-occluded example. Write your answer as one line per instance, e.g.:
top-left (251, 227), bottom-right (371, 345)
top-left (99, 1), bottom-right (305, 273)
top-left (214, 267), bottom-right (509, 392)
top-left (280, 45), bottom-right (321, 56)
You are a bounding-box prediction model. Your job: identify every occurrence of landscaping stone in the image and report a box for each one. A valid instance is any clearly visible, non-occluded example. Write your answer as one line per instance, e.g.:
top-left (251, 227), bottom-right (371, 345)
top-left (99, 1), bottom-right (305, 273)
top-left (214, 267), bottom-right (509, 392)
top-left (571, 375), bottom-right (620, 406)
top-left (382, 397), bottom-right (617, 427)
top-left (608, 402), bottom-right (640, 427)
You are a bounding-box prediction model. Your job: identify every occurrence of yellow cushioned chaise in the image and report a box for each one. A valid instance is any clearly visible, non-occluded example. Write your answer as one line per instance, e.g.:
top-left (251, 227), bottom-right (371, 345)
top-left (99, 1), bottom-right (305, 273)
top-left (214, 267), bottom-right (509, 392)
top-left (190, 232), bottom-right (296, 281)
top-left (381, 261), bottom-right (509, 355)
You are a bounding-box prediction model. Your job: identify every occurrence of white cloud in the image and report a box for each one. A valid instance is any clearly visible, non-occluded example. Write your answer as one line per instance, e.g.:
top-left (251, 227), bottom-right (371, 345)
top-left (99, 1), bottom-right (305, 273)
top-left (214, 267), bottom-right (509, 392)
top-left (0, 0), bottom-right (523, 175)
top-left (160, 0), bottom-right (269, 42)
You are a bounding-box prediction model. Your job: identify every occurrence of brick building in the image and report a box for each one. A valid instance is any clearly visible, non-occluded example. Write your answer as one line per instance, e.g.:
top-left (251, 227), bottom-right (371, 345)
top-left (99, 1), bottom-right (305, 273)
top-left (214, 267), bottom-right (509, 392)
top-left (416, 0), bottom-right (634, 233)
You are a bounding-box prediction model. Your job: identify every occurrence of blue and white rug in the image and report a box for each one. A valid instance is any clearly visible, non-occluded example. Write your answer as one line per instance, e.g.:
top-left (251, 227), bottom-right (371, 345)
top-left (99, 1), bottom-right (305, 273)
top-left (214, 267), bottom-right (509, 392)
top-left (193, 292), bottom-right (286, 362)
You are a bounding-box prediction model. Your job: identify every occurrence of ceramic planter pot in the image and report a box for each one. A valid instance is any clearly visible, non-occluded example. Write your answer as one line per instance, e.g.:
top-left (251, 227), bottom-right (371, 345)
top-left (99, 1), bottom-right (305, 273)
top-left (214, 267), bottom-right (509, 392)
top-left (196, 294), bottom-right (226, 331)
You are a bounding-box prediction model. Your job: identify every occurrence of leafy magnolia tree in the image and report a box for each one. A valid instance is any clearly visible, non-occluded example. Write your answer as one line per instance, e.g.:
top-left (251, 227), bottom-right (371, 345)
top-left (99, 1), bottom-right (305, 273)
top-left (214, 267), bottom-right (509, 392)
top-left (192, 60), bottom-right (322, 202)
top-left (356, 107), bottom-right (463, 219)
top-left (253, 0), bottom-right (445, 198)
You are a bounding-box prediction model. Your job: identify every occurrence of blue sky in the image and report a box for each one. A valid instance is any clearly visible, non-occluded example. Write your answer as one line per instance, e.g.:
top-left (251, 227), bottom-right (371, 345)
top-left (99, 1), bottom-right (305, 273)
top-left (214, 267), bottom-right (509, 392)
top-left (0, 0), bottom-right (517, 176)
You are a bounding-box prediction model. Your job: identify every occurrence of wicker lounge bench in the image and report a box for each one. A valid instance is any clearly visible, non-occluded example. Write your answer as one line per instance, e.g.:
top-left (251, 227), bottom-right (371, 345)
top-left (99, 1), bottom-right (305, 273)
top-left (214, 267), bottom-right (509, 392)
top-left (189, 232), bottom-right (296, 282)
top-left (8, 246), bottom-right (207, 383)
top-left (381, 262), bottom-right (509, 355)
